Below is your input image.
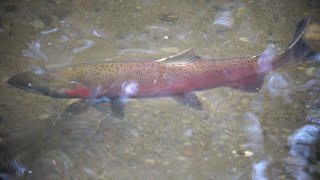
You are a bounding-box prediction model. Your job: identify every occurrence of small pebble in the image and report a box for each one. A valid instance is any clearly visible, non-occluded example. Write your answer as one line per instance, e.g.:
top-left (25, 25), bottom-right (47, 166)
top-left (278, 175), bottom-right (286, 179)
top-left (38, 113), bottom-right (49, 120)
top-left (305, 67), bottom-right (317, 76)
top-left (31, 19), bottom-right (45, 30)
top-left (219, 134), bottom-right (230, 140)
top-left (182, 149), bottom-right (193, 156)
top-left (160, 47), bottom-right (180, 53)
top-left (236, 6), bottom-right (246, 18)
top-left (232, 150), bottom-right (237, 155)
top-left (281, 128), bottom-right (291, 133)
top-left (67, 99), bottom-right (80, 106)
top-left (145, 159), bottom-right (156, 165)
top-left (183, 141), bottom-right (192, 146)
top-left (241, 98), bottom-right (250, 104)
top-left (243, 150), bottom-right (253, 157)
top-left (15, 96), bottom-right (21, 101)
top-left (297, 66), bottom-right (306, 70)
top-left (183, 129), bottom-right (193, 137)
top-left (200, 141), bottom-right (205, 147)
top-left (239, 37), bottom-right (249, 42)
top-left (162, 161), bottom-right (170, 166)
top-left (176, 156), bottom-right (187, 161)
top-left (130, 129), bottom-right (139, 138)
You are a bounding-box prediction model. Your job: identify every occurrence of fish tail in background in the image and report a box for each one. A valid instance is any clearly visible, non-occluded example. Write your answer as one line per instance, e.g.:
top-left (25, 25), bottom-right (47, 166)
top-left (272, 17), bottom-right (317, 68)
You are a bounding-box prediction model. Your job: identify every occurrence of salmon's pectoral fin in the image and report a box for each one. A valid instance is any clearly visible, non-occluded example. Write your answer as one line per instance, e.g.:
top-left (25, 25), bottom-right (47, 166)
top-left (173, 92), bottom-right (203, 110)
top-left (90, 97), bottom-right (126, 119)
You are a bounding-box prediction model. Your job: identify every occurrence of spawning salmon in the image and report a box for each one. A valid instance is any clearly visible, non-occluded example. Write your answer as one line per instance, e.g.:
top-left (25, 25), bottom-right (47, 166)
top-left (7, 17), bottom-right (317, 117)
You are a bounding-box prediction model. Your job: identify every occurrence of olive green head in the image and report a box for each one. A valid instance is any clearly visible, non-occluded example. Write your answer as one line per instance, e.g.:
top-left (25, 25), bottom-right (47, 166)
top-left (8, 69), bottom-right (72, 98)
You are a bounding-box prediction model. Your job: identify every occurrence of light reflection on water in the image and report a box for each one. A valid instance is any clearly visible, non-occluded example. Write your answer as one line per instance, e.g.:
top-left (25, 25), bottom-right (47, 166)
top-left (0, 0), bottom-right (319, 179)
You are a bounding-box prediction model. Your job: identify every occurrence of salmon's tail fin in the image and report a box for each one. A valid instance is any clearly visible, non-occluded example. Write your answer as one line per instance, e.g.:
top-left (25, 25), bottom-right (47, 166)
top-left (271, 17), bottom-right (319, 69)
top-left (287, 17), bottom-right (315, 58)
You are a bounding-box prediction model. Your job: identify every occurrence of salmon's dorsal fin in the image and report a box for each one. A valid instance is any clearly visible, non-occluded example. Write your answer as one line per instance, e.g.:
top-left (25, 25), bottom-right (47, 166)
top-left (155, 48), bottom-right (202, 64)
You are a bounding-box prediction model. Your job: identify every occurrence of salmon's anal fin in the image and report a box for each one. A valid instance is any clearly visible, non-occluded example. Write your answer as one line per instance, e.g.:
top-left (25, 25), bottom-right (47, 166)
top-left (226, 75), bottom-right (264, 93)
top-left (173, 92), bottom-right (203, 110)
top-left (90, 97), bottom-right (126, 119)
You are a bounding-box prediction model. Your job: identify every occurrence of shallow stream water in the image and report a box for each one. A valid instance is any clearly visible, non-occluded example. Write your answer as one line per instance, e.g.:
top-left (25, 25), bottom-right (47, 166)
top-left (0, 0), bottom-right (320, 179)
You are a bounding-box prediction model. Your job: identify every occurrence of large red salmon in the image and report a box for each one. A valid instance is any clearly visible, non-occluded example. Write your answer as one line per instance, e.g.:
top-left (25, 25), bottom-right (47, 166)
top-left (7, 17), bottom-right (317, 117)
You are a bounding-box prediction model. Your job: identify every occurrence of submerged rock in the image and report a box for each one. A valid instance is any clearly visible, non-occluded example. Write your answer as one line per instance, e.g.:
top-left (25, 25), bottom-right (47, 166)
top-left (286, 123), bottom-right (320, 178)
top-left (31, 19), bottom-right (45, 30)
top-left (38, 113), bottom-right (49, 120)
top-left (213, 7), bottom-right (235, 32)
top-left (305, 67), bottom-right (317, 77)
top-left (158, 12), bottom-right (178, 24)
top-left (306, 99), bottom-right (320, 124)
top-left (289, 124), bottom-right (320, 148)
